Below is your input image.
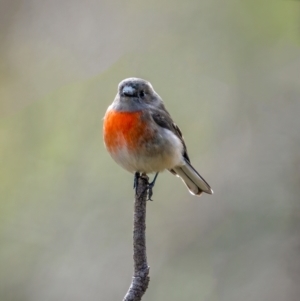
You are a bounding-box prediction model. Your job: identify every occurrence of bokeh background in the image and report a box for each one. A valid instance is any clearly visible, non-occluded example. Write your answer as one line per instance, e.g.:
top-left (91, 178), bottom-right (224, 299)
top-left (1, 1), bottom-right (300, 300)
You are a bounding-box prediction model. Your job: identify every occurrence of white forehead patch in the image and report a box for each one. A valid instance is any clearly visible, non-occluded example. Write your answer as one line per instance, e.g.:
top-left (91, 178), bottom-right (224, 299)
top-left (123, 85), bottom-right (135, 95)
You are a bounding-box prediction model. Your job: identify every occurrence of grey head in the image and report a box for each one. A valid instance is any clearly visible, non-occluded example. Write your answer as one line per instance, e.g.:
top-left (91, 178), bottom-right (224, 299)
top-left (112, 77), bottom-right (164, 112)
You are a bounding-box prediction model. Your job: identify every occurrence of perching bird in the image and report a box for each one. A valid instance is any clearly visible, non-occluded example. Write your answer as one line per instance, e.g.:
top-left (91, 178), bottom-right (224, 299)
top-left (103, 78), bottom-right (213, 198)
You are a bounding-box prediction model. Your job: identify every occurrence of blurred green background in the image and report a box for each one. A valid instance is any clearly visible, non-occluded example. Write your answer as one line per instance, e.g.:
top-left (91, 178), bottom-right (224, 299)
top-left (1, 0), bottom-right (300, 300)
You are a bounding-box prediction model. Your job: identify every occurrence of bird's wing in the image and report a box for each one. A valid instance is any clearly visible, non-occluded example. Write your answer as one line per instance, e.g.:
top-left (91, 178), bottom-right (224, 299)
top-left (150, 107), bottom-right (213, 195)
top-left (150, 108), bottom-right (190, 163)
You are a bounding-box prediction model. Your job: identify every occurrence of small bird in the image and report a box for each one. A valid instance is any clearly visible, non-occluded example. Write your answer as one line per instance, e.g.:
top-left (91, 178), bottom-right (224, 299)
top-left (103, 78), bottom-right (213, 198)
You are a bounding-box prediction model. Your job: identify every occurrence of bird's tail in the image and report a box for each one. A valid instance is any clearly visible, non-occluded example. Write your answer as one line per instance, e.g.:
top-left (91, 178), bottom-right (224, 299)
top-left (172, 161), bottom-right (213, 197)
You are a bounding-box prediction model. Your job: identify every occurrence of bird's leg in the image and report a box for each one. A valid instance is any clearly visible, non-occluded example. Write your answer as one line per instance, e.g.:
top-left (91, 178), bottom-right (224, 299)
top-left (135, 172), bottom-right (159, 201)
top-left (145, 172), bottom-right (159, 201)
top-left (133, 172), bottom-right (140, 195)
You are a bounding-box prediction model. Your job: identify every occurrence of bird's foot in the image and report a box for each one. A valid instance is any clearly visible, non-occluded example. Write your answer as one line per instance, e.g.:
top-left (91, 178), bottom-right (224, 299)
top-left (133, 172), bottom-right (140, 195)
top-left (143, 172), bottom-right (159, 201)
top-left (133, 172), bottom-right (159, 201)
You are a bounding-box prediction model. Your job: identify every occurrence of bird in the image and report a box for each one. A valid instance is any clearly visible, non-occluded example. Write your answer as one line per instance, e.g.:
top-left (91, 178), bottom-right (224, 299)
top-left (103, 77), bottom-right (213, 199)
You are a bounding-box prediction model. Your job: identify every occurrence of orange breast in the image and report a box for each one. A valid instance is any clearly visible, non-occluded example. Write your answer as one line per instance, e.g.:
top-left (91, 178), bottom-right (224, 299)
top-left (103, 110), bottom-right (154, 152)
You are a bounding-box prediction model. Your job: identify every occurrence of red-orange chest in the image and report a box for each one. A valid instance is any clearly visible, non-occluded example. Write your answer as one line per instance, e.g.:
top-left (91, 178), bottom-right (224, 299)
top-left (103, 110), bottom-right (153, 152)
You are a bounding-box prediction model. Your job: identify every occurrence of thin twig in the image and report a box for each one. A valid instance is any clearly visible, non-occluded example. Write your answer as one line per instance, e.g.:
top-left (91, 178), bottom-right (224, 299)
top-left (123, 174), bottom-right (150, 301)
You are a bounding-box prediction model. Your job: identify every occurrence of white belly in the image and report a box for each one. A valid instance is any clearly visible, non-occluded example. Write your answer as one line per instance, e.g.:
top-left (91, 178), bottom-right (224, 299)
top-left (110, 128), bottom-right (184, 173)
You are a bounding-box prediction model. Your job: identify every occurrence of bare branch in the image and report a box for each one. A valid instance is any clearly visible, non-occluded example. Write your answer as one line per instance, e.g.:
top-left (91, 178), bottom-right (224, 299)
top-left (123, 174), bottom-right (150, 301)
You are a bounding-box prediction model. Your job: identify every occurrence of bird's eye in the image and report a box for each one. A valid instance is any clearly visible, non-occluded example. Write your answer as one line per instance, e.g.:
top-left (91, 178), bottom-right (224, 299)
top-left (139, 90), bottom-right (145, 98)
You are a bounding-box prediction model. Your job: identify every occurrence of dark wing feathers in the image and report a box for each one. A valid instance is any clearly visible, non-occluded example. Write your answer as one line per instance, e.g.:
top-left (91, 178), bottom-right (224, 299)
top-left (151, 110), bottom-right (190, 163)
